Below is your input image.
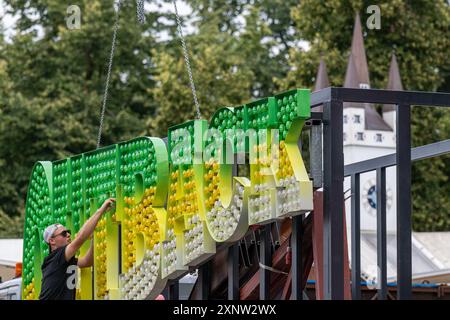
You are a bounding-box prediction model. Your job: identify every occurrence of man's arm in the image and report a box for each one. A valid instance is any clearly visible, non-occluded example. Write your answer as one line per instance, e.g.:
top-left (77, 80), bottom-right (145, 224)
top-left (77, 239), bottom-right (94, 268)
top-left (65, 198), bottom-right (115, 262)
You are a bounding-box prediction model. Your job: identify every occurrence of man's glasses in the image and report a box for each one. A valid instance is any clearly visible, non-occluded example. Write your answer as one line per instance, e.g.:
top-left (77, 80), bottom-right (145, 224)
top-left (52, 229), bottom-right (71, 238)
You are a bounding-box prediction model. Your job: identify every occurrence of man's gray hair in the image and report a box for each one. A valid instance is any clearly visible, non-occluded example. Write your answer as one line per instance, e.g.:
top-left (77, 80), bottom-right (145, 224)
top-left (43, 224), bottom-right (64, 244)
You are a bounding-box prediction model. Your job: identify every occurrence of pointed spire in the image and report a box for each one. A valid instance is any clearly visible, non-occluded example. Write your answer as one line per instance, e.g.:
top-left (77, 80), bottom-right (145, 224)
top-left (344, 53), bottom-right (360, 89)
top-left (314, 56), bottom-right (330, 92)
top-left (344, 12), bottom-right (370, 89)
top-left (312, 56), bottom-right (330, 112)
top-left (387, 52), bottom-right (403, 91)
top-left (343, 53), bottom-right (364, 108)
top-left (343, 13), bottom-right (392, 131)
top-left (384, 52), bottom-right (403, 112)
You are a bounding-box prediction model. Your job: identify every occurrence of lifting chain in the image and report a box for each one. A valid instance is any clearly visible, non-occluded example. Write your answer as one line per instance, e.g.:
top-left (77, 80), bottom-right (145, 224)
top-left (172, 0), bottom-right (202, 120)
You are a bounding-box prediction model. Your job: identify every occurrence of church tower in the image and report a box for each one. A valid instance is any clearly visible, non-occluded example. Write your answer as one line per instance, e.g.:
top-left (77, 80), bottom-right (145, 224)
top-left (338, 13), bottom-right (397, 234)
top-left (342, 12), bottom-right (396, 166)
top-left (313, 12), bottom-right (447, 286)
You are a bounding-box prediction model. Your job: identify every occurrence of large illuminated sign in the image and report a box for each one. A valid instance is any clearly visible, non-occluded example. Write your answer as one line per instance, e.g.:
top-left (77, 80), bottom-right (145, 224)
top-left (22, 88), bottom-right (313, 300)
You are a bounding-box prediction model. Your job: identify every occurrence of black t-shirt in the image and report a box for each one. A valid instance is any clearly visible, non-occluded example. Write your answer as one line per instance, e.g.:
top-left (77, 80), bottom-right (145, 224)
top-left (39, 245), bottom-right (78, 300)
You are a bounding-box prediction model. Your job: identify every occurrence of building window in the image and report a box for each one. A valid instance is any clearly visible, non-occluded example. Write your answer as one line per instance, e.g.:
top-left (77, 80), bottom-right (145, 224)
top-left (343, 115), bottom-right (348, 124)
top-left (375, 134), bottom-right (383, 142)
top-left (354, 115), bottom-right (361, 124)
top-left (359, 83), bottom-right (370, 89)
top-left (356, 132), bottom-right (364, 141)
top-left (343, 132), bottom-right (347, 141)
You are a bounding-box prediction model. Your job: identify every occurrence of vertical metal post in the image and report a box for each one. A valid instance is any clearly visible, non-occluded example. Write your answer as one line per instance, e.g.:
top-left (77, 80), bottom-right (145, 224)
top-left (350, 173), bottom-right (361, 299)
top-left (118, 224), bottom-right (122, 275)
top-left (162, 286), bottom-right (168, 299)
top-left (322, 100), bottom-right (345, 300)
top-left (259, 224), bottom-right (271, 300)
top-left (240, 238), bottom-right (251, 268)
top-left (168, 280), bottom-right (179, 300)
top-left (228, 155), bottom-right (239, 300)
top-left (310, 120), bottom-right (323, 188)
top-left (396, 104), bottom-right (412, 299)
top-left (198, 261), bottom-right (211, 300)
top-left (376, 167), bottom-right (387, 300)
top-left (291, 215), bottom-right (304, 300)
top-left (228, 243), bottom-right (239, 300)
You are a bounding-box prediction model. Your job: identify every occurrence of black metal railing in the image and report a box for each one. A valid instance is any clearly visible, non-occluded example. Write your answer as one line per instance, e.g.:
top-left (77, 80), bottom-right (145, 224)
top-left (311, 87), bottom-right (450, 300)
top-left (345, 139), bottom-right (450, 300)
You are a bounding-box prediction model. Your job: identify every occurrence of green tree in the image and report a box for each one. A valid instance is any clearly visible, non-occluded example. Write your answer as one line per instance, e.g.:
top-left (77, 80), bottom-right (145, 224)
top-left (0, 209), bottom-right (23, 238)
top-left (148, 10), bottom-right (254, 136)
top-left (185, 0), bottom-right (300, 97)
top-left (150, 0), bottom-right (302, 135)
top-left (0, 0), bottom-right (168, 230)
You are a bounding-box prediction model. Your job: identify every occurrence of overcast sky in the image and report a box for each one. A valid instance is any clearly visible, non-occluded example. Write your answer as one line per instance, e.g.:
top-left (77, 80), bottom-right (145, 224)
top-left (0, 0), bottom-right (193, 41)
top-left (0, 0), bottom-right (19, 40)
top-left (0, 0), bottom-right (309, 49)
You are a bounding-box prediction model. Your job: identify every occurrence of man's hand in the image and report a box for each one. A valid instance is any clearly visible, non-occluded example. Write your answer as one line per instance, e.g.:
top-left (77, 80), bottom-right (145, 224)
top-left (98, 198), bottom-right (115, 215)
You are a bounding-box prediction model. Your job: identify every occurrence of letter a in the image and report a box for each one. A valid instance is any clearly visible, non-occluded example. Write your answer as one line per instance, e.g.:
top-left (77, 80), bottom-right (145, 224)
top-left (66, 5), bottom-right (81, 30)
top-left (366, 5), bottom-right (381, 30)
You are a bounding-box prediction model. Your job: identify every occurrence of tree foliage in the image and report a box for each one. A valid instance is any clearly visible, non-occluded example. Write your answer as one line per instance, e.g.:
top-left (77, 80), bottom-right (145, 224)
top-left (0, 0), bottom-right (449, 236)
top-left (0, 0), bottom-right (166, 234)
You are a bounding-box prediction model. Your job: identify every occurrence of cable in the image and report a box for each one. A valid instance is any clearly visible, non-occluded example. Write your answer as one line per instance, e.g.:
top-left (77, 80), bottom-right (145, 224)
top-left (136, 0), bottom-right (146, 24)
top-left (172, 0), bottom-right (202, 120)
top-left (97, 0), bottom-right (122, 149)
top-left (258, 262), bottom-right (289, 275)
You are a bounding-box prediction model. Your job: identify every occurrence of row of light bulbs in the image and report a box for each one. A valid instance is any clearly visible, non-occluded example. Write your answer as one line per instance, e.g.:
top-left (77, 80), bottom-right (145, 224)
top-left (120, 245), bottom-right (161, 300)
top-left (277, 177), bottom-right (302, 215)
top-left (203, 159), bottom-right (220, 209)
top-left (168, 165), bottom-right (207, 265)
top-left (206, 182), bottom-right (244, 241)
top-left (249, 190), bottom-right (273, 224)
top-left (184, 214), bottom-right (205, 263)
top-left (103, 140), bottom-right (157, 300)
top-left (250, 142), bottom-right (272, 224)
top-left (24, 280), bottom-right (35, 300)
top-left (95, 217), bottom-right (108, 299)
top-left (162, 229), bottom-right (177, 277)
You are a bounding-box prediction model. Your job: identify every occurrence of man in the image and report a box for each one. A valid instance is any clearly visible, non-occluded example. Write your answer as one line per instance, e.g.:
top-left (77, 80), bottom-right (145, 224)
top-left (39, 198), bottom-right (115, 300)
